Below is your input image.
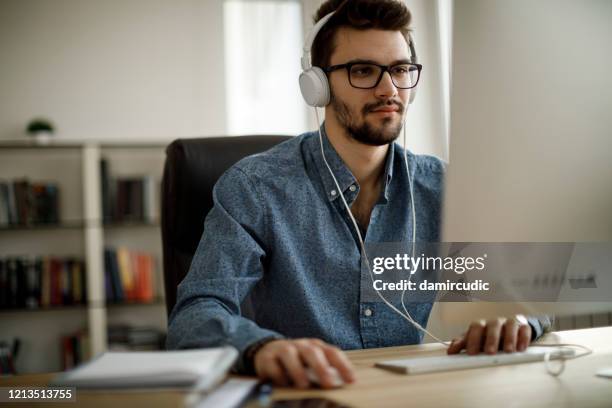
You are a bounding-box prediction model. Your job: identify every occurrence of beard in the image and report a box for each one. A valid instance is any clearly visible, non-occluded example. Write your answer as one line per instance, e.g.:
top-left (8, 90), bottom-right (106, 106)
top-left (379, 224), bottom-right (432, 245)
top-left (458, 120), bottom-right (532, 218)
top-left (331, 94), bottom-right (405, 146)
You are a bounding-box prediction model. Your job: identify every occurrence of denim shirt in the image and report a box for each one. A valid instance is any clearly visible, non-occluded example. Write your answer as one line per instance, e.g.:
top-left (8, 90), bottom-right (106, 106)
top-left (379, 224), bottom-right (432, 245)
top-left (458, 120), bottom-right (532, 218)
top-left (166, 126), bottom-right (548, 371)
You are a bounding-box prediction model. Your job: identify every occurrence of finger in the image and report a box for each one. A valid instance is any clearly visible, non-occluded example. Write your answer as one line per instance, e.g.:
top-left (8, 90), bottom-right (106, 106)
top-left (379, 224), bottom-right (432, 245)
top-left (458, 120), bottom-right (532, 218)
top-left (484, 318), bottom-right (505, 354)
top-left (321, 344), bottom-right (355, 383)
top-left (277, 345), bottom-right (309, 389)
top-left (466, 320), bottom-right (486, 355)
top-left (517, 324), bottom-right (532, 351)
top-left (256, 352), bottom-right (288, 387)
top-left (447, 336), bottom-right (467, 354)
top-left (297, 342), bottom-right (335, 389)
top-left (503, 318), bottom-right (520, 352)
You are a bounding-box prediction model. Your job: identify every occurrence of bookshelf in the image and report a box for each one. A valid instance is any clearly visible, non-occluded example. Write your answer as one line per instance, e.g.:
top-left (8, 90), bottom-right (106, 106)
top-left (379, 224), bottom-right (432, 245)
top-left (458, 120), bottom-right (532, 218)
top-left (0, 139), bottom-right (168, 373)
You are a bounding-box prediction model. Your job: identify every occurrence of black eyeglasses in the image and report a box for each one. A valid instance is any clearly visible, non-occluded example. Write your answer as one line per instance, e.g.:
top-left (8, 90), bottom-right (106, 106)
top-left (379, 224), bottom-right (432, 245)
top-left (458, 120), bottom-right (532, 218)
top-left (324, 61), bottom-right (422, 89)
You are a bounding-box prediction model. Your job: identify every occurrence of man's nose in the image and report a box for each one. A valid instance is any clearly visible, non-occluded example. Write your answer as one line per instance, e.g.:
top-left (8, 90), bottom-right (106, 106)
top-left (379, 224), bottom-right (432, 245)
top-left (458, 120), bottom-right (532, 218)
top-left (374, 71), bottom-right (399, 99)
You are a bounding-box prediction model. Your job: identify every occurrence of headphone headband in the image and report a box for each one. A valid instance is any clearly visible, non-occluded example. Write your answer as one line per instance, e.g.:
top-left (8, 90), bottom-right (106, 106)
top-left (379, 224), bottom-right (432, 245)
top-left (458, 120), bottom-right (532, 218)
top-left (301, 11), bottom-right (336, 70)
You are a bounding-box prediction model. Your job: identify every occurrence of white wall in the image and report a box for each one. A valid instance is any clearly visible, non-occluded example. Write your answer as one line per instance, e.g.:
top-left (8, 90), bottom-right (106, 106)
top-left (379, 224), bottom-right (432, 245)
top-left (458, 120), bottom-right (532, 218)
top-left (403, 0), bottom-right (448, 160)
top-left (0, 0), bottom-right (226, 141)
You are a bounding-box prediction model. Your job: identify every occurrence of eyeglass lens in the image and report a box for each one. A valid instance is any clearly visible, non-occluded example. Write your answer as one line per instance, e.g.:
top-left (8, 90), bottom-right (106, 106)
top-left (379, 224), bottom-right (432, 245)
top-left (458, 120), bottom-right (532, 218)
top-left (349, 64), bottom-right (419, 89)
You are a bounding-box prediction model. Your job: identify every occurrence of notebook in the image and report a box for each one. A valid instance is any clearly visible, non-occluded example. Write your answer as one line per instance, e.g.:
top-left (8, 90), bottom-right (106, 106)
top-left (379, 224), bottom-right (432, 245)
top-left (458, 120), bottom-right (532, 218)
top-left (51, 346), bottom-right (238, 390)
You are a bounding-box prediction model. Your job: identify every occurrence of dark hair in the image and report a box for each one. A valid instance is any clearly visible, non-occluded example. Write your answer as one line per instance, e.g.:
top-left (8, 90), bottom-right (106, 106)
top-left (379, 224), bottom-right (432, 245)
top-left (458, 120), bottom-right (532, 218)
top-left (311, 0), bottom-right (412, 68)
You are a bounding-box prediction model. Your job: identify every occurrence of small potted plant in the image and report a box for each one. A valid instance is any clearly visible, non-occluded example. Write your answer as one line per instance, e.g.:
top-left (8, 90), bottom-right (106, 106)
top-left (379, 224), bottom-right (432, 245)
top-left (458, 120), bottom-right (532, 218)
top-left (26, 118), bottom-right (55, 144)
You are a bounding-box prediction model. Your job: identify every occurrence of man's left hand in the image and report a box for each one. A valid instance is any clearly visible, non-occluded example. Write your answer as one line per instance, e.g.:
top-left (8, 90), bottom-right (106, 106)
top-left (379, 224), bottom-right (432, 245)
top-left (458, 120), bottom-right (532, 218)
top-left (447, 315), bottom-right (532, 355)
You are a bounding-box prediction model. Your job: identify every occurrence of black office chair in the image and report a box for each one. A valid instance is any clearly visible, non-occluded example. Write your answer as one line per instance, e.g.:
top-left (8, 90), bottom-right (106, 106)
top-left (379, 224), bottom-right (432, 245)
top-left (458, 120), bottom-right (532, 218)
top-left (161, 135), bottom-right (292, 317)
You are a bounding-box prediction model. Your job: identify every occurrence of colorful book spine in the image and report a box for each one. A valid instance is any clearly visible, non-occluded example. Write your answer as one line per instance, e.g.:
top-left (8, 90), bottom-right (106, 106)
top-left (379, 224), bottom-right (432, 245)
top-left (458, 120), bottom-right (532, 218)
top-left (117, 247), bottom-right (135, 301)
top-left (0, 256), bottom-right (86, 310)
top-left (103, 248), bottom-right (156, 304)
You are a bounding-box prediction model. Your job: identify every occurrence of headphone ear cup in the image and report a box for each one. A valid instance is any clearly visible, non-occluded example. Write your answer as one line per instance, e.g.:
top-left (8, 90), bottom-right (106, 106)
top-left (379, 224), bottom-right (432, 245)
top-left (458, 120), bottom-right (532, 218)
top-left (299, 67), bottom-right (330, 107)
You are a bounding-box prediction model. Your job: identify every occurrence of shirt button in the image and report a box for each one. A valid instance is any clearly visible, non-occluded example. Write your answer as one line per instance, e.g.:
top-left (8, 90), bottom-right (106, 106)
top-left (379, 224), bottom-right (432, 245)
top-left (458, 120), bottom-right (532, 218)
top-left (364, 308), bottom-right (373, 317)
top-left (330, 189), bottom-right (337, 196)
top-left (349, 185), bottom-right (357, 192)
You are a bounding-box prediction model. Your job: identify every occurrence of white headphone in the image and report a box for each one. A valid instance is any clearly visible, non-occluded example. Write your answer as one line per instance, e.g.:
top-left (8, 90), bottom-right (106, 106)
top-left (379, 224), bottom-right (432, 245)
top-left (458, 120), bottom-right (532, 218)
top-left (298, 11), bottom-right (420, 107)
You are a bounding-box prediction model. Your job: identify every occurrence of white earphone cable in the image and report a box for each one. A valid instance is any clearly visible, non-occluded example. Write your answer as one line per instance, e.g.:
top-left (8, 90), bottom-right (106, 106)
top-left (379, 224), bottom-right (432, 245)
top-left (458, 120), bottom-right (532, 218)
top-left (313, 107), bottom-right (449, 347)
top-left (398, 104), bottom-right (448, 345)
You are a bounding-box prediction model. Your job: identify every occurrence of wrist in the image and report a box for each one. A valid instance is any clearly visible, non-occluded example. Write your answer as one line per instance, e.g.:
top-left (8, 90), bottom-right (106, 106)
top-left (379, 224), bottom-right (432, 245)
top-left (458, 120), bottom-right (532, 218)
top-left (243, 337), bottom-right (280, 375)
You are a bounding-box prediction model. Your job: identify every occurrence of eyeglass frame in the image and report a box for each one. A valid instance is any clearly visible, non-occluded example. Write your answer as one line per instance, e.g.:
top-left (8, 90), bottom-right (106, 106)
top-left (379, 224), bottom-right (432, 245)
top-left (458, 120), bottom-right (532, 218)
top-left (323, 60), bottom-right (423, 90)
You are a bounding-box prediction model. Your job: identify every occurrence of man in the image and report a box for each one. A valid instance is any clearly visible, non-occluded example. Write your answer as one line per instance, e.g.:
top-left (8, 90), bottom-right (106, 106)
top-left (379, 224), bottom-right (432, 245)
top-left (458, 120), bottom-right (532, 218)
top-left (167, 0), bottom-right (549, 389)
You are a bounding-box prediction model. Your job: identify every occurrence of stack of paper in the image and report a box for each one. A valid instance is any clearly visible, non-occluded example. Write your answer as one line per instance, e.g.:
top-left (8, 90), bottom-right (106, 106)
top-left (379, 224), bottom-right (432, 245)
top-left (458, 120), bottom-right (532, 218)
top-left (51, 347), bottom-right (238, 390)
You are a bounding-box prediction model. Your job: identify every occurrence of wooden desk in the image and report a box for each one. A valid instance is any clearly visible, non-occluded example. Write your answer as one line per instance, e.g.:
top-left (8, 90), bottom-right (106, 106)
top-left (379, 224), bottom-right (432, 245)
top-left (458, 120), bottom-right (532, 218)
top-left (273, 326), bottom-right (612, 407)
top-left (2, 327), bottom-right (611, 408)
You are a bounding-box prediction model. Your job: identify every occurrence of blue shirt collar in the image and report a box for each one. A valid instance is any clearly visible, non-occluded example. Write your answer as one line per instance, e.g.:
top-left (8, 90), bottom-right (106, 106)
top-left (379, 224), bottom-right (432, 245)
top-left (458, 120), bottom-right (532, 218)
top-left (308, 123), bottom-right (395, 204)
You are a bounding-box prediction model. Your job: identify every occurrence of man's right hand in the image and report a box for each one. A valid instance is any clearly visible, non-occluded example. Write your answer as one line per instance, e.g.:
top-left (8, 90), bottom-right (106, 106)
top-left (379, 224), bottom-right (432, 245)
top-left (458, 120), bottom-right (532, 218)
top-left (253, 338), bottom-right (356, 389)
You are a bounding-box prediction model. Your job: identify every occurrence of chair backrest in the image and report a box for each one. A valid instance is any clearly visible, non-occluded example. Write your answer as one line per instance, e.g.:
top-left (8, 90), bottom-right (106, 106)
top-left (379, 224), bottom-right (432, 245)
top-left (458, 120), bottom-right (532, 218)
top-left (161, 135), bottom-right (292, 316)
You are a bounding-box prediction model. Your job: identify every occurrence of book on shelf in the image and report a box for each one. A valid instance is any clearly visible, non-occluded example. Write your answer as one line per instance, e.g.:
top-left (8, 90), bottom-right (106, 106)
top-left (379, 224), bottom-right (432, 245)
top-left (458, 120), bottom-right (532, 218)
top-left (104, 247), bottom-right (156, 304)
top-left (99, 158), bottom-right (159, 224)
top-left (0, 339), bottom-right (19, 375)
top-left (0, 179), bottom-right (60, 226)
top-left (61, 330), bottom-right (90, 371)
top-left (0, 256), bottom-right (86, 310)
top-left (116, 247), bottom-right (135, 299)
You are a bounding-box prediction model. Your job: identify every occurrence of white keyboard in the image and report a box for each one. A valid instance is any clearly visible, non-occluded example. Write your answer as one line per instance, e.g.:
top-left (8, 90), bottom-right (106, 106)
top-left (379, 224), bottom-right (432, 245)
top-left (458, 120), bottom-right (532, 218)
top-left (375, 346), bottom-right (576, 375)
